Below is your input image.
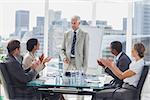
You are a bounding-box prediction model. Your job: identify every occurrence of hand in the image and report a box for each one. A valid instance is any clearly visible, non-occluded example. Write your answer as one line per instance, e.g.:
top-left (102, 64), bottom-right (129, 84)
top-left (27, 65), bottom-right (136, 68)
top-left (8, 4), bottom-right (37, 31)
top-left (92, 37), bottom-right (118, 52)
top-left (42, 57), bottom-right (52, 64)
top-left (97, 59), bottom-right (105, 68)
top-left (31, 60), bottom-right (40, 69)
top-left (99, 58), bottom-right (115, 69)
top-left (63, 58), bottom-right (70, 64)
top-left (39, 54), bottom-right (44, 62)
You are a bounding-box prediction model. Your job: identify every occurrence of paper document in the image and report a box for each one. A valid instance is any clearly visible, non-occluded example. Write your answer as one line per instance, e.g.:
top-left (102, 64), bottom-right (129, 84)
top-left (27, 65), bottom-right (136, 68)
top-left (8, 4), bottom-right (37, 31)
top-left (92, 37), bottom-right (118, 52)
top-left (85, 79), bottom-right (101, 83)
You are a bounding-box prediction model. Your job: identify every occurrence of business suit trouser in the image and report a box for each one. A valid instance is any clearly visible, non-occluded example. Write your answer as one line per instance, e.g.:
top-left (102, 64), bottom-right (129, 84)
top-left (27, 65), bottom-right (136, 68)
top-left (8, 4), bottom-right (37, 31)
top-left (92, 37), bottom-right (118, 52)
top-left (15, 87), bottom-right (61, 100)
top-left (67, 57), bottom-right (77, 71)
top-left (91, 88), bottom-right (135, 100)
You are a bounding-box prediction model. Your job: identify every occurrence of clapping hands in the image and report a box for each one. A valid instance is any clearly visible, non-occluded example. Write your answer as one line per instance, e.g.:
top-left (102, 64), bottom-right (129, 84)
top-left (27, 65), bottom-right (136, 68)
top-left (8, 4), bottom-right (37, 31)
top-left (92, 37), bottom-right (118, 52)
top-left (97, 59), bottom-right (105, 68)
top-left (30, 54), bottom-right (52, 70)
top-left (97, 58), bottom-right (115, 69)
top-left (31, 60), bottom-right (41, 69)
top-left (39, 54), bottom-right (52, 64)
top-left (42, 57), bottom-right (52, 64)
top-left (39, 54), bottom-right (44, 62)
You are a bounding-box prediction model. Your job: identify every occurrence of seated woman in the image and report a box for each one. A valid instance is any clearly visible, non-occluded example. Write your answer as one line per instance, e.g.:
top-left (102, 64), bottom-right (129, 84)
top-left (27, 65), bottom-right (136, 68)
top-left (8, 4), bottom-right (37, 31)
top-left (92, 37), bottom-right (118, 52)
top-left (23, 38), bottom-right (51, 77)
top-left (92, 43), bottom-right (146, 100)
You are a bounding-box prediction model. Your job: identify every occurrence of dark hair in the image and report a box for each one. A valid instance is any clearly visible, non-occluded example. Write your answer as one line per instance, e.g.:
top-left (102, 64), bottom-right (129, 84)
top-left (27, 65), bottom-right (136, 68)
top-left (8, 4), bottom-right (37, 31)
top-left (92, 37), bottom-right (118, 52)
top-left (7, 40), bottom-right (20, 54)
top-left (134, 43), bottom-right (145, 58)
top-left (26, 38), bottom-right (38, 52)
top-left (110, 41), bottom-right (122, 53)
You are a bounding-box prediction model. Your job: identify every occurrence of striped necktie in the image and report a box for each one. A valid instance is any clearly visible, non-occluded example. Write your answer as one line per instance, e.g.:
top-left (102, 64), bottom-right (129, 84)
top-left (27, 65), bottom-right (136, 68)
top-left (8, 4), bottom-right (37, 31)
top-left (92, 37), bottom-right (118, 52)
top-left (71, 31), bottom-right (77, 55)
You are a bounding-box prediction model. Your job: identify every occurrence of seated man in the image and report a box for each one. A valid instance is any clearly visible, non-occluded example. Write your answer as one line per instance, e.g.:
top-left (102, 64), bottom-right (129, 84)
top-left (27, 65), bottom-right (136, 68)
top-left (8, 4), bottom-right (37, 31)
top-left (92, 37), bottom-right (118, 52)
top-left (5, 40), bottom-right (61, 100)
top-left (92, 43), bottom-right (146, 100)
top-left (98, 41), bottom-right (131, 88)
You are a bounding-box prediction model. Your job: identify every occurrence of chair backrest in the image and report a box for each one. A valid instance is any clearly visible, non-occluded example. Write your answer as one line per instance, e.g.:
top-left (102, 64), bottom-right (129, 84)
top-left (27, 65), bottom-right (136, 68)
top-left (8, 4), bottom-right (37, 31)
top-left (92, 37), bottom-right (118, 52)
top-left (136, 65), bottom-right (149, 96)
top-left (0, 63), bottom-right (15, 99)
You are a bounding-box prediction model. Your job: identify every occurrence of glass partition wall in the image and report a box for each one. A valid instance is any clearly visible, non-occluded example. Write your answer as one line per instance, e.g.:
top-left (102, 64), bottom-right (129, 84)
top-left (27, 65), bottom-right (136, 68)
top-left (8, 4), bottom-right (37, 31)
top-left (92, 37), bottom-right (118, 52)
top-left (1, 0), bottom-right (150, 74)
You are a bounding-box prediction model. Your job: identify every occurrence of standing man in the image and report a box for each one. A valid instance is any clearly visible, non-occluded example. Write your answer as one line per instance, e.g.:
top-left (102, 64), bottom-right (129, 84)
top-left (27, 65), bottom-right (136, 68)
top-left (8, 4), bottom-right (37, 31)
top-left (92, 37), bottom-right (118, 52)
top-left (61, 15), bottom-right (89, 73)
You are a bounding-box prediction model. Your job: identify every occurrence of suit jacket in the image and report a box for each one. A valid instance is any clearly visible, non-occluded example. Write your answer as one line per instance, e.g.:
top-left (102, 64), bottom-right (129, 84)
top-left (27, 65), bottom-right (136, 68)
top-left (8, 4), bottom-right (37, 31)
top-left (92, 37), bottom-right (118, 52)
top-left (5, 54), bottom-right (38, 94)
top-left (61, 28), bottom-right (89, 73)
top-left (105, 52), bottom-right (131, 87)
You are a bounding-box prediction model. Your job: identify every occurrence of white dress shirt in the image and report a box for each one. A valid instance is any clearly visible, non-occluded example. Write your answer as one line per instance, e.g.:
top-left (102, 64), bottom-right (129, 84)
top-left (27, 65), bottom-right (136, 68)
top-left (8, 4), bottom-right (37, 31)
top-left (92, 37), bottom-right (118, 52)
top-left (115, 52), bottom-right (122, 64)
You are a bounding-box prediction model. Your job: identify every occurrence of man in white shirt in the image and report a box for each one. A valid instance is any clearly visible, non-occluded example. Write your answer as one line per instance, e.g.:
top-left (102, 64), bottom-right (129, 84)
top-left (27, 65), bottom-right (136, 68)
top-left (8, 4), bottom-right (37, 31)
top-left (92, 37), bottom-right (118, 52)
top-left (98, 41), bottom-right (131, 88)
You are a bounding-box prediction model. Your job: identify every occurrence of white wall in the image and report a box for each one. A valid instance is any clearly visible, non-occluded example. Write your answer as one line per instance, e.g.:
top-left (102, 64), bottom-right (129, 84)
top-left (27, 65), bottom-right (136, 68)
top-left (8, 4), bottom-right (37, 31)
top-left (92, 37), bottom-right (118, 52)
top-left (82, 26), bottom-right (103, 75)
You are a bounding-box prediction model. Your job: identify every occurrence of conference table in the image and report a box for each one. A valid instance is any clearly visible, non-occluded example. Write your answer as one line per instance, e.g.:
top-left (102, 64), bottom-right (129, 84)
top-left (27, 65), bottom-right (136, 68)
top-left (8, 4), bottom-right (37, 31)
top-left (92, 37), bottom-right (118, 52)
top-left (27, 72), bottom-right (105, 96)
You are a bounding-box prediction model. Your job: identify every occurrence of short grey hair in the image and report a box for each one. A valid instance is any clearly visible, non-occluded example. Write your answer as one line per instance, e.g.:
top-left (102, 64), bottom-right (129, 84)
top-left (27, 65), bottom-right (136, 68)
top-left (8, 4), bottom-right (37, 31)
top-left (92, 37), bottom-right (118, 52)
top-left (71, 15), bottom-right (80, 22)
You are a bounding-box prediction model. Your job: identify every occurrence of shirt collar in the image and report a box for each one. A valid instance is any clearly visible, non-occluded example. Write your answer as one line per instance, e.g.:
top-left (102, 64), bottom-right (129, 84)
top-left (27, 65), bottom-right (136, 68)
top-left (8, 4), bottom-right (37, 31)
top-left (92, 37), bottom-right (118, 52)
top-left (72, 28), bottom-right (80, 34)
top-left (116, 52), bottom-right (123, 61)
top-left (14, 56), bottom-right (22, 64)
top-left (14, 56), bottom-right (18, 60)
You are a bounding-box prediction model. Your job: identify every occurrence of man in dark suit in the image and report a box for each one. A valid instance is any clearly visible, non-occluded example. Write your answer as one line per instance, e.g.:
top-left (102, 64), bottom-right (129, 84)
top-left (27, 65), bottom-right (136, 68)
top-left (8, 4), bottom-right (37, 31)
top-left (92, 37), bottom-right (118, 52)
top-left (5, 40), bottom-right (61, 100)
top-left (97, 41), bottom-right (131, 88)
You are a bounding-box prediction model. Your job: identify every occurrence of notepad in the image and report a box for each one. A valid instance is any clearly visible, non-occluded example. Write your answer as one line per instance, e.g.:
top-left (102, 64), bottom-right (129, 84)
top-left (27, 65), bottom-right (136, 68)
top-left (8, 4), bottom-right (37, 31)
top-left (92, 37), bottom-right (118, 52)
top-left (85, 79), bottom-right (101, 83)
